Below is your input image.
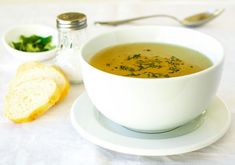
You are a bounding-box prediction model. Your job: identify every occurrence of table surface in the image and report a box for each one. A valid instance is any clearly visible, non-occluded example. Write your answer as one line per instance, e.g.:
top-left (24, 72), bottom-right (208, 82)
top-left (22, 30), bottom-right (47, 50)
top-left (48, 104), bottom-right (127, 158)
top-left (1, 0), bottom-right (235, 164)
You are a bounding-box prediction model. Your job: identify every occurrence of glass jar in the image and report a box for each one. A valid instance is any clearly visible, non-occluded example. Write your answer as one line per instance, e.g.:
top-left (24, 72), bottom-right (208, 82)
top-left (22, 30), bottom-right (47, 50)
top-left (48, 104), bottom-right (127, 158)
top-left (55, 12), bottom-right (87, 84)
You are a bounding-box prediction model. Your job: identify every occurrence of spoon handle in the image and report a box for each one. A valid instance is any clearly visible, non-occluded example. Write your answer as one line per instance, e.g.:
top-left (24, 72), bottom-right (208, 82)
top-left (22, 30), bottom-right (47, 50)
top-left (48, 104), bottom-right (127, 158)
top-left (95, 14), bottom-right (181, 26)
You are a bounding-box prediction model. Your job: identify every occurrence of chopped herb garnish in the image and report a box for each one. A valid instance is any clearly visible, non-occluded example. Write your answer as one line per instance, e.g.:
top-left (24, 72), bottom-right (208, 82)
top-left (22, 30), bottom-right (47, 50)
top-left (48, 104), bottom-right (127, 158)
top-left (99, 50), bottom-right (198, 78)
top-left (120, 65), bottom-right (128, 70)
top-left (169, 66), bottom-right (180, 73)
top-left (88, 42), bottom-right (211, 79)
top-left (119, 65), bottom-right (135, 72)
top-left (10, 35), bottom-right (55, 52)
top-left (164, 74), bottom-right (170, 78)
top-left (125, 73), bottom-right (141, 77)
top-left (143, 49), bottom-right (151, 52)
top-left (127, 54), bottom-right (141, 60)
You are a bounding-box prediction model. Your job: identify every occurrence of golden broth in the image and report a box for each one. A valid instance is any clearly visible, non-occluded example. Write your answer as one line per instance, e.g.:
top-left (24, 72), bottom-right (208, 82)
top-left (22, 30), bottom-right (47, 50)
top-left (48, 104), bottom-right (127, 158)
top-left (89, 43), bottom-right (212, 78)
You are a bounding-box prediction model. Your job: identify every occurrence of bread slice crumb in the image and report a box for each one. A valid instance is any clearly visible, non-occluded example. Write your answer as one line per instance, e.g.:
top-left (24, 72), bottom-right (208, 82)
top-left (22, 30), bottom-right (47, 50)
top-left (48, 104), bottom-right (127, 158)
top-left (4, 78), bottom-right (61, 123)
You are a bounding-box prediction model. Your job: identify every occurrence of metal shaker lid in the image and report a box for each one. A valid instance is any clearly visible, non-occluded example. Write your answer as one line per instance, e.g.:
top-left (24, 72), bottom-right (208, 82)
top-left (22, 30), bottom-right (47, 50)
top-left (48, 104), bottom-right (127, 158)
top-left (57, 12), bottom-right (87, 30)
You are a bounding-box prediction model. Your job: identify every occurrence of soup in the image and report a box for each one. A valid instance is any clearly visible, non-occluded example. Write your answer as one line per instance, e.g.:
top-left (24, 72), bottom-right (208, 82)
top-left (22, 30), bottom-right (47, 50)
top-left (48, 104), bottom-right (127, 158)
top-left (89, 43), bottom-right (212, 78)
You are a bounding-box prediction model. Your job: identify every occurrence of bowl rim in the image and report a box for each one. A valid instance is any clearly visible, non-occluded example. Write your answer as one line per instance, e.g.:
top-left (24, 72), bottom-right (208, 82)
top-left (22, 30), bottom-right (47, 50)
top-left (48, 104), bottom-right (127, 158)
top-left (81, 25), bottom-right (224, 81)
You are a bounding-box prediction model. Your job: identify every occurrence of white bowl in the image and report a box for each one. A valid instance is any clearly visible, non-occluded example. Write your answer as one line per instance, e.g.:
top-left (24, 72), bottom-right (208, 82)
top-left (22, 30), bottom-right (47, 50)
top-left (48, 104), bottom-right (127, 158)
top-left (80, 26), bottom-right (224, 132)
top-left (2, 24), bottom-right (58, 62)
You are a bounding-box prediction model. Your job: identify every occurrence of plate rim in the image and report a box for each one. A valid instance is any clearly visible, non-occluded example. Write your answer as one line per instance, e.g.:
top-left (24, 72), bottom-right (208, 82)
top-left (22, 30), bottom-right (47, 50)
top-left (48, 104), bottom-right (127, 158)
top-left (70, 92), bottom-right (231, 156)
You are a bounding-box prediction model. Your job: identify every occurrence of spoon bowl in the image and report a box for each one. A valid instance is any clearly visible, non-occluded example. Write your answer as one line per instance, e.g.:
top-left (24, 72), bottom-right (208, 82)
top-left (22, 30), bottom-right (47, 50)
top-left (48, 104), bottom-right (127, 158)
top-left (182, 9), bottom-right (224, 27)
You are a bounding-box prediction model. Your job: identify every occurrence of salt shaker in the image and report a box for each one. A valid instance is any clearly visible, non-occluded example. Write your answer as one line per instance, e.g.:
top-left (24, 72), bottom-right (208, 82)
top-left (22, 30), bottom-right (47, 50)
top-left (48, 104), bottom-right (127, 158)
top-left (55, 12), bottom-right (87, 84)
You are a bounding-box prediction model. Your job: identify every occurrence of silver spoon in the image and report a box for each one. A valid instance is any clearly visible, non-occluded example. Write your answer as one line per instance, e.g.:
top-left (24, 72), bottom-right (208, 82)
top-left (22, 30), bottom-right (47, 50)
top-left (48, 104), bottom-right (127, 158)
top-left (95, 9), bottom-right (224, 27)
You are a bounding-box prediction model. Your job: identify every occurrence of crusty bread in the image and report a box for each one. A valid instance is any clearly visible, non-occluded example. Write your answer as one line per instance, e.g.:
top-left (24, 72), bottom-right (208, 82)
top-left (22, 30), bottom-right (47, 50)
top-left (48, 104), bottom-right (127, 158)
top-left (50, 65), bottom-right (70, 100)
top-left (16, 61), bottom-right (41, 75)
top-left (12, 62), bottom-right (70, 101)
top-left (4, 78), bottom-right (61, 123)
top-left (4, 62), bottom-right (70, 123)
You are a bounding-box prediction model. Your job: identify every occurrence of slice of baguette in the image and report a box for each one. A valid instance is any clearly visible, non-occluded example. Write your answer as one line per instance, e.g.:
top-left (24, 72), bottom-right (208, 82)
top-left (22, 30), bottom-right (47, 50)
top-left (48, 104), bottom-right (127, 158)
top-left (12, 62), bottom-right (70, 101)
top-left (4, 78), bottom-right (61, 123)
top-left (16, 61), bottom-right (41, 75)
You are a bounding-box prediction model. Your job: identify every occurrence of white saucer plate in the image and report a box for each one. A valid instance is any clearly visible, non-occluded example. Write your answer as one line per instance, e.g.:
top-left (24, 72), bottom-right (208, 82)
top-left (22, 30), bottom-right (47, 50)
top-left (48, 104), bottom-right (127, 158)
top-left (70, 92), bottom-right (231, 156)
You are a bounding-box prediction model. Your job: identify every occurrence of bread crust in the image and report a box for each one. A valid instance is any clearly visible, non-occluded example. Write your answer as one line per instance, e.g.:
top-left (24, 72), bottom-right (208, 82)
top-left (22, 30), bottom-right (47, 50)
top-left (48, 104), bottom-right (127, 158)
top-left (13, 62), bottom-right (70, 100)
top-left (51, 65), bottom-right (70, 100)
top-left (4, 62), bottom-right (70, 123)
top-left (4, 79), bottom-right (61, 123)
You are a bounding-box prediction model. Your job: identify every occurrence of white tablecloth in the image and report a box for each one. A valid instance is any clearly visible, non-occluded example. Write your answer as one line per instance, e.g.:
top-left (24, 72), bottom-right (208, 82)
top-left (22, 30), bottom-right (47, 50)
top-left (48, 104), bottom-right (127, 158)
top-left (1, 0), bottom-right (235, 164)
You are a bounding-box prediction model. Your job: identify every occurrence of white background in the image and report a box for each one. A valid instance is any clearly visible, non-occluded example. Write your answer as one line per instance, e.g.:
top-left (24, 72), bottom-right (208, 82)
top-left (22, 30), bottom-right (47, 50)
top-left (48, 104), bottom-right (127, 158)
top-left (0, 0), bottom-right (235, 164)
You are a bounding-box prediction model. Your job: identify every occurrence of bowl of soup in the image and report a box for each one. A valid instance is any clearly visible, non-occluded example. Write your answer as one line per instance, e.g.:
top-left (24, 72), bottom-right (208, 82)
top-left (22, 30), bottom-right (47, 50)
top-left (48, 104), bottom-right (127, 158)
top-left (80, 26), bottom-right (224, 132)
